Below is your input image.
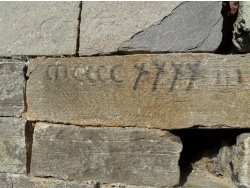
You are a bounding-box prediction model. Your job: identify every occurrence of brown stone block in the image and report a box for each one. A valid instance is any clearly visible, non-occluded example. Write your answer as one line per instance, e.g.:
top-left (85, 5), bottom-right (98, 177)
top-left (27, 54), bottom-right (250, 129)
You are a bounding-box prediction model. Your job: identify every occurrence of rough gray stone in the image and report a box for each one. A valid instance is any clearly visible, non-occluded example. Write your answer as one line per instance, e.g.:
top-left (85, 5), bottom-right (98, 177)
top-left (217, 144), bottom-right (233, 178)
top-left (79, 2), bottom-right (222, 55)
top-left (0, 60), bottom-right (25, 117)
top-left (0, 174), bottom-right (12, 188)
top-left (0, 2), bottom-right (80, 56)
top-left (232, 133), bottom-right (250, 187)
top-left (31, 123), bottom-right (182, 187)
top-left (0, 118), bottom-right (26, 173)
top-left (120, 2), bottom-right (223, 53)
top-left (233, 2), bottom-right (250, 52)
top-left (0, 173), bottom-right (96, 188)
top-left (27, 54), bottom-right (250, 129)
top-left (79, 2), bottom-right (182, 55)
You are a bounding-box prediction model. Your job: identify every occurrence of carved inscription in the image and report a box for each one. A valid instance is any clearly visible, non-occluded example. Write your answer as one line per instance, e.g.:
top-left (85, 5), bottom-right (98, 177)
top-left (27, 55), bottom-right (250, 129)
top-left (45, 61), bottom-right (244, 93)
top-left (46, 64), bottom-right (124, 84)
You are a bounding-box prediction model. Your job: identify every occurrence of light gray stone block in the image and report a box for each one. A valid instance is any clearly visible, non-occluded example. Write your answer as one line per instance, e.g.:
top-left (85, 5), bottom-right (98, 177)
top-left (0, 173), bottom-right (96, 188)
top-left (233, 2), bottom-right (250, 52)
top-left (31, 123), bottom-right (182, 187)
top-left (0, 2), bottom-right (80, 56)
top-left (0, 118), bottom-right (26, 174)
top-left (0, 60), bottom-right (25, 117)
top-left (79, 2), bottom-right (182, 55)
top-left (79, 2), bottom-right (222, 55)
top-left (27, 54), bottom-right (250, 129)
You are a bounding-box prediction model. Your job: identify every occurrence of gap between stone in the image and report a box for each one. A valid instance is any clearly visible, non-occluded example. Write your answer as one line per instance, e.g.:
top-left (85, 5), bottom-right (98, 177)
top-left (25, 121), bottom-right (34, 175)
top-left (171, 128), bottom-right (250, 187)
top-left (216, 1), bottom-right (239, 54)
top-left (75, 1), bottom-right (82, 57)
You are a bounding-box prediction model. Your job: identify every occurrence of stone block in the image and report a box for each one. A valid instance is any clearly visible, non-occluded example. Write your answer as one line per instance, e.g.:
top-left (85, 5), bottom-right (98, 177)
top-left (0, 60), bottom-right (25, 117)
top-left (0, 173), bottom-right (96, 188)
top-left (233, 2), bottom-right (250, 52)
top-left (27, 54), bottom-right (250, 129)
top-left (232, 133), bottom-right (250, 187)
top-left (79, 2), bottom-right (222, 55)
top-left (0, 118), bottom-right (26, 173)
top-left (30, 123), bottom-right (182, 187)
top-left (0, 2), bottom-right (80, 56)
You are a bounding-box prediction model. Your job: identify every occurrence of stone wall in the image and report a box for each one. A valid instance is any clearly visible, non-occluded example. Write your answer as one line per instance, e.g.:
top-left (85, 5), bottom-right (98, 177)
top-left (1, 1), bottom-right (250, 187)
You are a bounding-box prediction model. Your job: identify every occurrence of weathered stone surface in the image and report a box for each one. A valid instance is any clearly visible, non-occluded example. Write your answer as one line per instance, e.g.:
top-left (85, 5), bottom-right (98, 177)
top-left (79, 2), bottom-right (181, 56)
top-left (79, 2), bottom-right (222, 55)
top-left (31, 123), bottom-right (182, 187)
top-left (0, 60), bottom-right (25, 116)
top-left (217, 144), bottom-right (232, 178)
top-left (0, 173), bottom-right (96, 188)
top-left (0, 173), bottom-right (12, 188)
top-left (0, 118), bottom-right (26, 173)
top-left (27, 54), bottom-right (250, 129)
top-left (0, 2), bottom-right (80, 56)
top-left (182, 169), bottom-right (237, 188)
top-left (232, 133), bottom-right (250, 187)
top-left (100, 183), bottom-right (157, 188)
top-left (120, 2), bottom-right (223, 53)
top-left (233, 2), bottom-right (250, 52)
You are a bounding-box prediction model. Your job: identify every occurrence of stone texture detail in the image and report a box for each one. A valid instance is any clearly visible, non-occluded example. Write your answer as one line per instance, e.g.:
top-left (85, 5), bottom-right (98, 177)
top-left (80, 1), bottom-right (182, 55)
top-left (100, 183), bottom-right (157, 188)
top-left (31, 123), bottom-right (182, 187)
top-left (182, 169), bottom-right (237, 188)
top-left (0, 173), bottom-right (96, 188)
top-left (0, 118), bottom-right (26, 174)
top-left (0, 2), bottom-right (80, 56)
top-left (232, 133), bottom-right (250, 187)
top-left (79, 2), bottom-right (222, 55)
top-left (120, 2), bottom-right (223, 53)
top-left (0, 60), bottom-right (26, 117)
top-left (27, 54), bottom-right (250, 129)
top-left (233, 1), bottom-right (250, 52)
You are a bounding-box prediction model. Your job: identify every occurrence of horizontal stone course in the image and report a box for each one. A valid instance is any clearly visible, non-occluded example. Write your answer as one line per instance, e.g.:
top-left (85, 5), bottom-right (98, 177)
top-left (0, 60), bottom-right (26, 117)
top-left (27, 54), bottom-right (250, 129)
top-left (0, 2), bottom-right (80, 56)
top-left (0, 118), bottom-right (26, 174)
top-left (30, 123), bottom-right (182, 187)
top-left (0, 173), bottom-right (96, 188)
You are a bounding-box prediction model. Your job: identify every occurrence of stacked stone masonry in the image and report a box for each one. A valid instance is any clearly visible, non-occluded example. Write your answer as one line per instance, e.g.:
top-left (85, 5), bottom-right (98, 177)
top-left (1, 1), bottom-right (250, 188)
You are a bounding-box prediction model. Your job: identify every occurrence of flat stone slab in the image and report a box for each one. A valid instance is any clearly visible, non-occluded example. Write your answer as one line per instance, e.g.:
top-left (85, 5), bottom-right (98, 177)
top-left (0, 118), bottom-right (26, 173)
top-left (31, 123), bottom-right (182, 187)
top-left (0, 60), bottom-right (26, 116)
top-left (0, 2), bottom-right (80, 56)
top-left (0, 173), bottom-right (96, 188)
top-left (27, 54), bottom-right (250, 129)
top-left (79, 2), bottom-right (222, 55)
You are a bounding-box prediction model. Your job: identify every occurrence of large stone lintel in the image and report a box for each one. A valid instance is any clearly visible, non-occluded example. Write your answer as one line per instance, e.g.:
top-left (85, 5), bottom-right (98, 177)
top-left (27, 54), bottom-right (250, 129)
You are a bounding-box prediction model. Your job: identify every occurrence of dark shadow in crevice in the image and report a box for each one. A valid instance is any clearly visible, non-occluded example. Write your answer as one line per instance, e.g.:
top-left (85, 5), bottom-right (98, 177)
top-left (75, 1), bottom-right (82, 57)
top-left (25, 121), bottom-right (35, 174)
top-left (171, 128), bottom-right (250, 187)
top-left (216, 1), bottom-right (239, 54)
